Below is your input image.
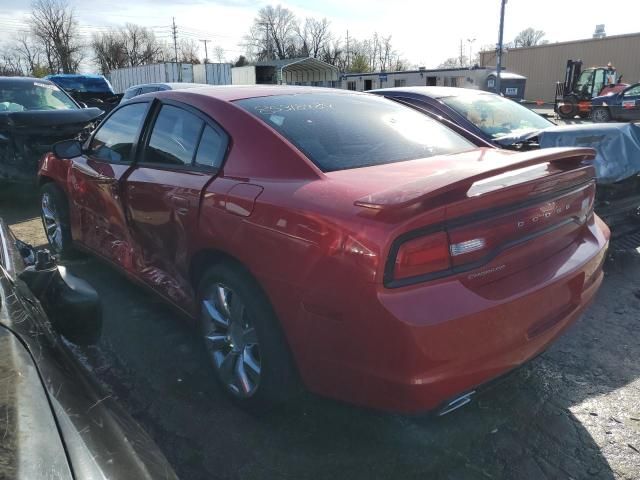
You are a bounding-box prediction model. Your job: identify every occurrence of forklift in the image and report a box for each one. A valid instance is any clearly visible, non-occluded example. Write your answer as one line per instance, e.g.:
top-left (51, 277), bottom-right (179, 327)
top-left (554, 60), bottom-right (628, 119)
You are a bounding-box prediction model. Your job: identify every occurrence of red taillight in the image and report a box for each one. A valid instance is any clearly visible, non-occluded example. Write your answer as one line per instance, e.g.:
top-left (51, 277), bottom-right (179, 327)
top-left (393, 231), bottom-right (451, 280)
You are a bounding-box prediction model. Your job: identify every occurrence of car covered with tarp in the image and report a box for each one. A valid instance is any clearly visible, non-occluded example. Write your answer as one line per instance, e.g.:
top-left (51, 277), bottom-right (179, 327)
top-left (538, 123), bottom-right (640, 233)
top-left (0, 77), bottom-right (102, 185)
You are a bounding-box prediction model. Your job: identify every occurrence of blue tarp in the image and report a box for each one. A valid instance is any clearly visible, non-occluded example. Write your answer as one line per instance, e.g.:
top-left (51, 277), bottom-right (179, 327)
top-left (538, 123), bottom-right (640, 185)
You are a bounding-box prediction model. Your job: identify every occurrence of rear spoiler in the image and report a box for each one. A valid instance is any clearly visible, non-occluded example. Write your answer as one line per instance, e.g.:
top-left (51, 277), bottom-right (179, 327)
top-left (354, 147), bottom-right (596, 210)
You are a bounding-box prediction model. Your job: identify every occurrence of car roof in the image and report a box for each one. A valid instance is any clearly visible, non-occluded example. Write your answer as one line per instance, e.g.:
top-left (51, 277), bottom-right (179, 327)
top-left (0, 76), bottom-right (57, 86)
top-left (147, 85), bottom-right (364, 102)
top-left (371, 86), bottom-right (492, 99)
top-left (125, 82), bottom-right (203, 91)
top-left (46, 73), bottom-right (106, 79)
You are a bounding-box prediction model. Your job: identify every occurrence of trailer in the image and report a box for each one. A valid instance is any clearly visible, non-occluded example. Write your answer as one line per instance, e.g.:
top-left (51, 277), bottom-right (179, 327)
top-left (109, 63), bottom-right (231, 93)
top-left (341, 67), bottom-right (527, 100)
top-left (193, 63), bottom-right (232, 85)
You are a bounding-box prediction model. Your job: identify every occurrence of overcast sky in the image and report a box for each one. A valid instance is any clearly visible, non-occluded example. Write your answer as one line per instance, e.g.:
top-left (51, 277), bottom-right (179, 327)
top-left (1, 0), bottom-right (639, 70)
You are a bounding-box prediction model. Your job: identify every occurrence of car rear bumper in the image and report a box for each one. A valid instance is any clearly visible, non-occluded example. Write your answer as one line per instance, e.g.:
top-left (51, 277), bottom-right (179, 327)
top-left (301, 216), bottom-right (609, 413)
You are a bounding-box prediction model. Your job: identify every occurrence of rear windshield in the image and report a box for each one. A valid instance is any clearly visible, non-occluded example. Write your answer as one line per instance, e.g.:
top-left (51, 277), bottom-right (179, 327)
top-left (236, 93), bottom-right (474, 172)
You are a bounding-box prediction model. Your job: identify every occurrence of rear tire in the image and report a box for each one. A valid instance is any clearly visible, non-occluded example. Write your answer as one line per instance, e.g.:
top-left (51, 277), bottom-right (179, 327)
top-left (197, 262), bottom-right (301, 413)
top-left (592, 107), bottom-right (612, 123)
top-left (40, 183), bottom-right (74, 257)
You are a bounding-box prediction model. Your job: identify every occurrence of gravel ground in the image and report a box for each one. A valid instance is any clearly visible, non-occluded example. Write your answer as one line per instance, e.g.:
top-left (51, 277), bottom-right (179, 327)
top-left (1, 190), bottom-right (639, 480)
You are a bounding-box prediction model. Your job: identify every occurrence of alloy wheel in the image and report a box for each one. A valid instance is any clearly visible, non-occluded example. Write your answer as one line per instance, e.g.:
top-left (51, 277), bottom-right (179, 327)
top-left (592, 108), bottom-right (610, 123)
top-left (41, 192), bottom-right (63, 252)
top-left (201, 283), bottom-right (261, 398)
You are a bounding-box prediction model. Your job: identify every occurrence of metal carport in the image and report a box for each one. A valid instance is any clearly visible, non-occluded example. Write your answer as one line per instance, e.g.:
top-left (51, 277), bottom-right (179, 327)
top-left (254, 57), bottom-right (339, 86)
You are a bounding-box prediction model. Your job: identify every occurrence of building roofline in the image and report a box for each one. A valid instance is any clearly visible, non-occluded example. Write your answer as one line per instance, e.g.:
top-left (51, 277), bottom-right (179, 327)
top-left (342, 66), bottom-right (490, 77)
top-left (480, 31), bottom-right (640, 54)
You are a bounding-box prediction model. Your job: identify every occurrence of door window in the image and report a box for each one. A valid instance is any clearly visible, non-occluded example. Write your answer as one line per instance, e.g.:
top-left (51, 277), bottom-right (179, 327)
top-left (139, 86), bottom-right (160, 95)
top-left (623, 85), bottom-right (640, 98)
top-left (145, 105), bottom-right (203, 166)
top-left (195, 126), bottom-right (225, 168)
top-left (89, 102), bottom-right (147, 163)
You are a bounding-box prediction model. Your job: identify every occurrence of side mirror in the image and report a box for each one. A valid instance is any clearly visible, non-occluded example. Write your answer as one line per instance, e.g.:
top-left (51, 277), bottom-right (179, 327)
top-left (79, 101), bottom-right (88, 108)
top-left (52, 139), bottom-right (83, 159)
top-left (18, 249), bottom-right (102, 345)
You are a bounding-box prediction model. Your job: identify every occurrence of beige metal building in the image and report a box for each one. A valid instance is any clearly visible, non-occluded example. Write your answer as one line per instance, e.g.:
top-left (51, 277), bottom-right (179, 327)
top-left (479, 32), bottom-right (640, 103)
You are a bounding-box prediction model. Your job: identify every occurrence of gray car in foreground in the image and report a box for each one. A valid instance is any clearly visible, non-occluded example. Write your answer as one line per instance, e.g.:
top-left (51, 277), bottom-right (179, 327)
top-left (0, 218), bottom-right (177, 480)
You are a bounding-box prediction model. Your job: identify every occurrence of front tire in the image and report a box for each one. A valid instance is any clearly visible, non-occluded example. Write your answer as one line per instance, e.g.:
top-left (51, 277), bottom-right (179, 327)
top-left (40, 183), bottom-right (74, 256)
top-left (197, 263), bottom-right (300, 412)
top-left (558, 97), bottom-right (578, 119)
top-left (592, 107), bottom-right (612, 123)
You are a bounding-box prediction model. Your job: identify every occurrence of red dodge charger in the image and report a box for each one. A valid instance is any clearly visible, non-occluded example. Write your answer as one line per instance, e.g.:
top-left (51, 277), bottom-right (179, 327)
top-left (38, 86), bottom-right (609, 414)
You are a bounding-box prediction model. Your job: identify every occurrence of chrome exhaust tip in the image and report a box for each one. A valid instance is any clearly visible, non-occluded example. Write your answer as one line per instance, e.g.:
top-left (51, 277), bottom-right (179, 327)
top-left (437, 390), bottom-right (476, 416)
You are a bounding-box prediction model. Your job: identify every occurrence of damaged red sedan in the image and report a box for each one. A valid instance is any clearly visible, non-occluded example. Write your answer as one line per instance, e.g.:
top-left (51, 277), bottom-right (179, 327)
top-left (38, 86), bottom-right (609, 414)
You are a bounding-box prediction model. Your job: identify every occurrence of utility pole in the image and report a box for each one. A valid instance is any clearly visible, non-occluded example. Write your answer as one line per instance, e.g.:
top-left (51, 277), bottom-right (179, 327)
top-left (171, 17), bottom-right (181, 81)
top-left (459, 39), bottom-right (464, 67)
top-left (200, 39), bottom-right (210, 63)
top-left (258, 22), bottom-right (272, 60)
top-left (467, 38), bottom-right (476, 67)
top-left (200, 39), bottom-right (211, 84)
top-left (346, 29), bottom-right (350, 71)
top-left (496, 0), bottom-right (507, 95)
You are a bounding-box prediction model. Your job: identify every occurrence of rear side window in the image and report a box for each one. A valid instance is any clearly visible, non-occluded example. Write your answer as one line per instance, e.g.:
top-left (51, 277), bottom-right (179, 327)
top-left (145, 105), bottom-right (203, 165)
top-left (236, 93), bottom-right (474, 172)
top-left (90, 102), bottom-right (147, 163)
top-left (195, 126), bottom-right (225, 168)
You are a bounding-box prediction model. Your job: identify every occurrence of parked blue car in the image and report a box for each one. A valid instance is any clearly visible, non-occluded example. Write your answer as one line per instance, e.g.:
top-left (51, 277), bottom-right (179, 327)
top-left (591, 83), bottom-right (640, 123)
top-left (45, 74), bottom-right (122, 112)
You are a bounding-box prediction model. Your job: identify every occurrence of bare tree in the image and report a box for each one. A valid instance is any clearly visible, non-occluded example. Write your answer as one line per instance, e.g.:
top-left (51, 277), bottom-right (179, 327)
top-left (0, 48), bottom-right (25, 76)
top-left (14, 33), bottom-right (43, 75)
top-left (213, 45), bottom-right (225, 63)
top-left (30, 0), bottom-right (83, 73)
top-left (91, 23), bottom-right (164, 74)
top-left (513, 28), bottom-right (548, 48)
top-left (178, 38), bottom-right (200, 64)
top-left (91, 30), bottom-right (127, 75)
top-left (297, 17), bottom-right (330, 58)
top-left (122, 23), bottom-right (163, 67)
top-left (377, 35), bottom-right (395, 71)
top-left (438, 56), bottom-right (466, 68)
top-left (244, 5), bottom-right (298, 60)
top-left (320, 37), bottom-right (343, 68)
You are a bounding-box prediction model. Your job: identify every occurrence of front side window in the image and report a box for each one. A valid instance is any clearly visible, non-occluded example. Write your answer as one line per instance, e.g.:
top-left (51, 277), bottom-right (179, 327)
top-left (441, 93), bottom-right (553, 140)
top-left (575, 70), bottom-right (594, 94)
top-left (90, 103), bottom-right (147, 163)
top-left (236, 93), bottom-right (475, 172)
top-left (145, 105), bottom-right (204, 166)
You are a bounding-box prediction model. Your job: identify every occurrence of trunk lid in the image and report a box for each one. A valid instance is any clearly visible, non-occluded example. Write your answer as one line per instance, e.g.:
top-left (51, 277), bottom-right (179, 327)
top-left (329, 147), bottom-right (597, 287)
